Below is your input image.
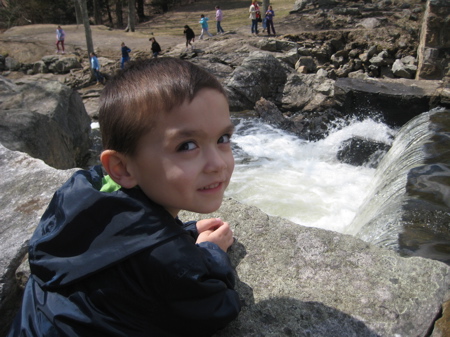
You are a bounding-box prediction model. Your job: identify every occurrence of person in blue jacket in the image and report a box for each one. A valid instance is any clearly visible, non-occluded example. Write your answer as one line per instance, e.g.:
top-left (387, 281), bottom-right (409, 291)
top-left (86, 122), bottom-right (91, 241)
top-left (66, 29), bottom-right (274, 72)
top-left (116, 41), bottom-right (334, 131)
top-left (265, 5), bottom-right (276, 35)
top-left (7, 58), bottom-right (241, 337)
top-left (90, 52), bottom-right (104, 85)
top-left (199, 14), bottom-right (213, 39)
top-left (120, 42), bottom-right (131, 69)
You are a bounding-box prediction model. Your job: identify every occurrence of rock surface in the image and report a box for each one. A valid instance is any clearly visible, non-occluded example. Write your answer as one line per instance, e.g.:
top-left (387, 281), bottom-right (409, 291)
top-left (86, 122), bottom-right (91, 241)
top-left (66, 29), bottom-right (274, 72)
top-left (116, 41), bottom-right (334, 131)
top-left (334, 77), bottom-right (445, 126)
top-left (0, 143), bottom-right (449, 336)
top-left (0, 76), bottom-right (92, 169)
top-left (183, 202), bottom-right (450, 337)
top-left (336, 136), bottom-right (391, 168)
top-left (0, 144), bottom-right (77, 336)
top-left (416, 0), bottom-right (450, 80)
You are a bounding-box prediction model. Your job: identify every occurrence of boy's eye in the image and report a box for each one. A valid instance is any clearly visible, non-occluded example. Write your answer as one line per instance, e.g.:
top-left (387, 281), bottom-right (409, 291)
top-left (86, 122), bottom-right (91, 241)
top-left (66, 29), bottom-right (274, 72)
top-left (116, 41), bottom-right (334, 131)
top-left (218, 134), bottom-right (232, 144)
top-left (178, 141), bottom-right (198, 152)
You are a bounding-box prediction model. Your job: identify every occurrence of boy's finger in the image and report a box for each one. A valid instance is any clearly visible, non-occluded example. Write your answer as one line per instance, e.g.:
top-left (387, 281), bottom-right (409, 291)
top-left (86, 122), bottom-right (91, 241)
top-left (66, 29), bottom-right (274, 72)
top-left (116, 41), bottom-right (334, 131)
top-left (196, 218), bottom-right (225, 234)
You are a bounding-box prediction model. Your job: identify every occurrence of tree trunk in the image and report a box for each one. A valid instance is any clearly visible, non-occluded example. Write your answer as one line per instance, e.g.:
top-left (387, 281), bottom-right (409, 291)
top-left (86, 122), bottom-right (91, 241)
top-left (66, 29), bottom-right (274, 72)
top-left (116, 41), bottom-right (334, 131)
top-left (93, 0), bottom-right (103, 25)
top-left (262, 0), bottom-right (269, 18)
top-left (76, 0), bottom-right (94, 58)
top-left (127, 0), bottom-right (136, 32)
top-left (115, 0), bottom-right (123, 28)
top-left (74, 0), bottom-right (82, 25)
top-left (136, 0), bottom-right (145, 22)
top-left (105, 0), bottom-right (114, 27)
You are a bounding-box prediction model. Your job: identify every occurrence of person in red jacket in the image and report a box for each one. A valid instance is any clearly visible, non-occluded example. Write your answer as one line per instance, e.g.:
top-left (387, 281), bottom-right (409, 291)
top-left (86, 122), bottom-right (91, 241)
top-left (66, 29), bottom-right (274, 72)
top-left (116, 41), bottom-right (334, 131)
top-left (7, 58), bottom-right (241, 337)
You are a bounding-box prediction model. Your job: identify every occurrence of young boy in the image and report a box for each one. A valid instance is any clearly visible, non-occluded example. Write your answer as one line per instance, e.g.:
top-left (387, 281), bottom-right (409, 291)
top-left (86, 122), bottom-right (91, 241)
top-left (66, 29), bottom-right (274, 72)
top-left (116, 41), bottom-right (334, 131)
top-left (184, 25), bottom-right (196, 51)
top-left (7, 58), bottom-right (241, 337)
top-left (120, 42), bottom-right (131, 69)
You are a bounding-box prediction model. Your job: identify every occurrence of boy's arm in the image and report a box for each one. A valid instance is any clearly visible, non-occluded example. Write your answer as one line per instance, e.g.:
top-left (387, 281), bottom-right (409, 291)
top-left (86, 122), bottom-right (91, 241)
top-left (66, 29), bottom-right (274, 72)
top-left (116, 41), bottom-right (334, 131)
top-left (182, 220), bottom-right (198, 239)
top-left (144, 233), bottom-right (241, 335)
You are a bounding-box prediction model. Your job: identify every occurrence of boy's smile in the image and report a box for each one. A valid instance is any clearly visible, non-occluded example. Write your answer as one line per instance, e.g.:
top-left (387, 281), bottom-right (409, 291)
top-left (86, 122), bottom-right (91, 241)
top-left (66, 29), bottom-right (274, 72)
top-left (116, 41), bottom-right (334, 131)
top-left (126, 89), bottom-right (235, 217)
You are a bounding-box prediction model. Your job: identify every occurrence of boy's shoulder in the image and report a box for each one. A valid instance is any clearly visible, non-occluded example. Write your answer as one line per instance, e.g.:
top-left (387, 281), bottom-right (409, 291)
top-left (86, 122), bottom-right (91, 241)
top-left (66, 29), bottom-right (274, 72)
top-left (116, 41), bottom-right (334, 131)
top-left (28, 166), bottom-right (188, 288)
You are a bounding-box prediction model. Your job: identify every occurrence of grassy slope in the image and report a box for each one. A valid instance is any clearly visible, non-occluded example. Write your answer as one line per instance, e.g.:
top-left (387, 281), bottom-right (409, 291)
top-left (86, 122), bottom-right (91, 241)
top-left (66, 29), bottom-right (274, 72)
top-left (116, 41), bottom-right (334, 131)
top-left (137, 0), bottom-right (293, 36)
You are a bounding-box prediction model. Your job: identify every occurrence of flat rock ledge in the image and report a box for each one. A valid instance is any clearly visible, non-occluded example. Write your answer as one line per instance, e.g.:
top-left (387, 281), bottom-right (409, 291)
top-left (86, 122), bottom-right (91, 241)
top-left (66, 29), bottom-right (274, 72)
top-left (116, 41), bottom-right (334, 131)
top-left (181, 203), bottom-right (450, 337)
top-left (1, 144), bottom-right (449, 337)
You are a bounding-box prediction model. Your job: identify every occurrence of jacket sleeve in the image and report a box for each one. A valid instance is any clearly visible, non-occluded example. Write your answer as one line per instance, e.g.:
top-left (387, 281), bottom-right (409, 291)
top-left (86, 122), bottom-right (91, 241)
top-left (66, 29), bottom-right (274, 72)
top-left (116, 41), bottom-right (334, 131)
top-left (182, 220), bottom-right (199, 239)
top-left (142, 233), bottom-right (241, 336)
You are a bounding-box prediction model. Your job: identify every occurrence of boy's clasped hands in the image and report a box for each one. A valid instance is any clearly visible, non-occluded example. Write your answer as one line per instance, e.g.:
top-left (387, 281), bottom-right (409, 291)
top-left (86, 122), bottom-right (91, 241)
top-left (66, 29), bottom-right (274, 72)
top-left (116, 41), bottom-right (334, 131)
top-left (196, 217), bottom-right (234, 252)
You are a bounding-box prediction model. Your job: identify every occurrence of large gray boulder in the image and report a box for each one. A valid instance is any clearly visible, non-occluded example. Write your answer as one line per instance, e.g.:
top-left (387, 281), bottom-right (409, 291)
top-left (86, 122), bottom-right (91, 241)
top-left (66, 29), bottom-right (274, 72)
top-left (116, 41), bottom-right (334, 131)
top-left (41, 55), bottom-right (82, 74)
top-left (1, 144), bottom-right (449, 336)
top-left (181, 200), bottom-right (450, 337)
top-left (226, 51), bottom-right (289, 112)
top-left (0, 144), bottom-right (77, 336)
top-left (282, 72), bottom-right (335, 112)
top-left (0, 76), bottom-right (92, 169)
top-left (334, 77), bottom-right (446, 126)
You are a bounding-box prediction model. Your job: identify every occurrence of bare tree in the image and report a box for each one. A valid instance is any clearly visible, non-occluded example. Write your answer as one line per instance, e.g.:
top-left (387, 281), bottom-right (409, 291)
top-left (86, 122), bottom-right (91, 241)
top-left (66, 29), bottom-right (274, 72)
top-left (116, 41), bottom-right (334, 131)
top-left (76, 0), bottom-right (94, 57)
top-left (73, 0), bottom-right (82, 24)
top-left (126, 0), bottom-right (136, 32)
top-left (93, 0), bottom-right (103, 25)
top-left (115, 0), bottom-right (123, 28)
top-left (105, 0), bottom-right (114, 26)
top-left (262, 0), bottom-right (269, 18)
top-left (136, 0), bottom-right (145, 22)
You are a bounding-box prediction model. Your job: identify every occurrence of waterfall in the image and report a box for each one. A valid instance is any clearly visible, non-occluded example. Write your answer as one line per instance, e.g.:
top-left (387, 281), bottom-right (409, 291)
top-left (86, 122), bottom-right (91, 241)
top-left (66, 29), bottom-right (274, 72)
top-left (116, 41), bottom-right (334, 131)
top-left (227, 116), bottom-right (396, 233)
top-left (344, 112), bottom-right (432, 240)
top-left (344, 108), bottom-right (450, 262)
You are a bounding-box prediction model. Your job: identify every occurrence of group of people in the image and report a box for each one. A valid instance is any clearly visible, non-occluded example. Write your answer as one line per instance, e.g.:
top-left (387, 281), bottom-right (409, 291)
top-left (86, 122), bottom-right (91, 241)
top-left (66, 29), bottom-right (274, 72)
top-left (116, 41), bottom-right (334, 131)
top-left (90, 37), bottom-right (161, 85)
top-left (249, 1), bottom-right (276, 36)
top-left (194, 5), bottom-right (225, 41)
top-left (61, 1), bottom-right (277, 87)
top-left (120, 38), bottom-right (161, 68)
top-left (186, 2), bottom-right (276, 50)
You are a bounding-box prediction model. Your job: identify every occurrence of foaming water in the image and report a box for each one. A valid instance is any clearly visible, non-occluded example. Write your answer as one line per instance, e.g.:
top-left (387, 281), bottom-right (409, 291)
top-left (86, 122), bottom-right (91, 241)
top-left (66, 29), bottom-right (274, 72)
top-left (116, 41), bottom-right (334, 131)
top-left (226, 117), bottom-right (397, 233)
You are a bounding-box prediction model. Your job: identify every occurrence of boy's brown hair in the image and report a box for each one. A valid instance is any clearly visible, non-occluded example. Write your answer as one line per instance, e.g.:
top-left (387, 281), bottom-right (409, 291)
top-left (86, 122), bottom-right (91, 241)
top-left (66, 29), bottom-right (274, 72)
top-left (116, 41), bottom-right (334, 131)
top-left (99, 57), bottom-right (227, 156)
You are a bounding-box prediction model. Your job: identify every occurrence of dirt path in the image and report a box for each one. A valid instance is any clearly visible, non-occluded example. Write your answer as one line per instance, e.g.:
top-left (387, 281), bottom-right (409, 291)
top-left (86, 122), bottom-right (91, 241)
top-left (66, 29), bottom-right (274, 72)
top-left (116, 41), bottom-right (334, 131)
top-left (0, 24), bottom-right (184, 63)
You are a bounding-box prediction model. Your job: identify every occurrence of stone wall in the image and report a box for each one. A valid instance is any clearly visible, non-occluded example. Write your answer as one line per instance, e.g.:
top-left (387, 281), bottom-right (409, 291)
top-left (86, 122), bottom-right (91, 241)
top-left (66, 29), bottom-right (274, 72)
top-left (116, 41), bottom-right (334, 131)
top-left (416, 0), bottom-right (450, 81)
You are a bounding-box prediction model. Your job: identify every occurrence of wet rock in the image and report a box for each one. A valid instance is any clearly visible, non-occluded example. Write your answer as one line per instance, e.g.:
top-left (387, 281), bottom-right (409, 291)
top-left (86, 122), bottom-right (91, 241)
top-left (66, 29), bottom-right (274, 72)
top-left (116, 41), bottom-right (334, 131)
top-left (337, 136), bottom-right (391, 168)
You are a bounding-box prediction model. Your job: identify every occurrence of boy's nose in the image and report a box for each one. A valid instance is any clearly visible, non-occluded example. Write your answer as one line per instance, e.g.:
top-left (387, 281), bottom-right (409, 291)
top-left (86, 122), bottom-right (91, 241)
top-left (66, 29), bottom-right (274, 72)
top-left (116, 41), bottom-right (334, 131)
top-left (204, 148), bottom-right (228, 173)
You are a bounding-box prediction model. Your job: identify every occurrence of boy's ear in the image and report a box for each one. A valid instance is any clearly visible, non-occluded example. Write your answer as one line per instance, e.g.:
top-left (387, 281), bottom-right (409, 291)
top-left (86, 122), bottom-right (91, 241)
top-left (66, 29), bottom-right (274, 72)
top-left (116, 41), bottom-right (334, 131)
top-left (100, 150), bottom-right (137, 189)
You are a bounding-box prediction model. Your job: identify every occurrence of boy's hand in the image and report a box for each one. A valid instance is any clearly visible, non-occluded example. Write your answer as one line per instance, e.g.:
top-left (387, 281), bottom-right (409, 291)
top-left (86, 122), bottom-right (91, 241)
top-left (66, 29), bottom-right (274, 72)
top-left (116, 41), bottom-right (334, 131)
top-left (196, 218), bottom-right (223, 233)
top-left (196, 218), bottom-right (234, 252)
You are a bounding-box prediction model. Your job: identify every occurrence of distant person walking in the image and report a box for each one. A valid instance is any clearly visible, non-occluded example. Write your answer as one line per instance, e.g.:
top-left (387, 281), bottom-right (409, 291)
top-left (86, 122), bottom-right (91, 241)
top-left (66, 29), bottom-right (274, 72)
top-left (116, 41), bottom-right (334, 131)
top-left (199, 14), bottom-right (213, 39)
top-left (149, 37), bottom-right (162, 58)
top-left (120, 42), bottom-right (131, 69)
top-left (56, 25), bottom-right (65, 54)
top-left (184, 25), bottom-right (195, 51)
top-left (265, 5), bottom-right (276, 35)
top-left (215, 6), bottom-right (225, 34)
top-left (249, 1), bottom-right (260, 35)
top-left (90, 52), bottom-right (104, 85)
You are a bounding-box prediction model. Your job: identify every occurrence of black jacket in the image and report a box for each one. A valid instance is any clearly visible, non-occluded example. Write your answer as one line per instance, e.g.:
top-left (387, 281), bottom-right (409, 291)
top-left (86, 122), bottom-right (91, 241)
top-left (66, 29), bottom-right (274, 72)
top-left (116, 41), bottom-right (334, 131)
top-left (8, 166), bottom-right (241, 337)
top-left (151, 41), bottom-right (162, 53)
top-left (184, 28), bottom-right (195, 40)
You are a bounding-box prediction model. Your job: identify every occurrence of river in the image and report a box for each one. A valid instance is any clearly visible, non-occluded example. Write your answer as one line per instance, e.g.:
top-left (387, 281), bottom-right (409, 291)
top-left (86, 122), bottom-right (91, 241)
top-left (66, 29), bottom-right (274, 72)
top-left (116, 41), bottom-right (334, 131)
top-left (226, 116), bottom-right (397, 233)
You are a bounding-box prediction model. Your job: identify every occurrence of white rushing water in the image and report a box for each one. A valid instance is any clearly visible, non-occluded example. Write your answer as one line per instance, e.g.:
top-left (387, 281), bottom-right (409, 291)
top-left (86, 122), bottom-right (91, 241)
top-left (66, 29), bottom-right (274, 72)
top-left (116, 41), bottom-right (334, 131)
top-left (226, 116), bottom-right (397, 233)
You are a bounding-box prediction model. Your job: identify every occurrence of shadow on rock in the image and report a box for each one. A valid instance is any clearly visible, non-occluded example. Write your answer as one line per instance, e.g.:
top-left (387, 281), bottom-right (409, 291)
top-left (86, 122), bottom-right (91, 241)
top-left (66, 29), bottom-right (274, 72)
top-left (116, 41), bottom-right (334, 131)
top-left (217, 241), bottom-right (379, 337)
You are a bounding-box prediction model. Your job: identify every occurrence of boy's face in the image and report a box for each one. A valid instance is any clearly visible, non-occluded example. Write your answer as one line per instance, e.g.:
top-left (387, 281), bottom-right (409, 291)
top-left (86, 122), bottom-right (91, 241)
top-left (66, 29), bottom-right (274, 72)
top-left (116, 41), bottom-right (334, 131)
top-left (126, 89), bottom-right (235, 217)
